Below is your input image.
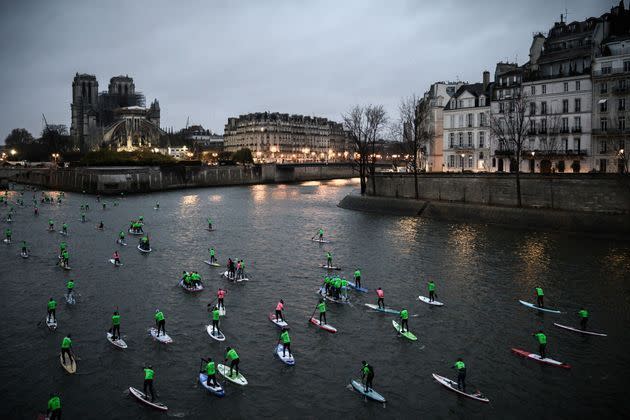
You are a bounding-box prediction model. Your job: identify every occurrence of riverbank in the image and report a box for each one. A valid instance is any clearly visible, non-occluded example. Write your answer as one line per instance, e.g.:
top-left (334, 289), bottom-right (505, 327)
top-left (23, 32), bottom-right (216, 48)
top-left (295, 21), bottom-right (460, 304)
top-left (339, 193), bottom-right (630, 238)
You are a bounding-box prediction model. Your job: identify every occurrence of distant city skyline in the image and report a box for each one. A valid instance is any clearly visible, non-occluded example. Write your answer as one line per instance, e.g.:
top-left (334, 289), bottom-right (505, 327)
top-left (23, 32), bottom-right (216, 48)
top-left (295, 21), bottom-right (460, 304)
top-left (0, 0), bottom-right (611, 142)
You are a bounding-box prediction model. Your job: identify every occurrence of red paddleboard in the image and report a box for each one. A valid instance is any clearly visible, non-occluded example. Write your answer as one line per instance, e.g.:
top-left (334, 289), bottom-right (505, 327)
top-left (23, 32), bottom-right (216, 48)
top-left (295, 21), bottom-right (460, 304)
top-left (309, 317), bottom-right (337, 333)
top-left (510, 348), bottom-right (570, 369)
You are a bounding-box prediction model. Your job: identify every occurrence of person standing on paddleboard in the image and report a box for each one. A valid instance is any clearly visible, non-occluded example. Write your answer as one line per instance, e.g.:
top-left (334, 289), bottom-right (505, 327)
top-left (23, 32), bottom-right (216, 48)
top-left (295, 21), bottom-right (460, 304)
top-left (155, 310), bottom-right (166, 337)
top-left (225, 347), bottom-right (240, 377)
top-left (46, 393), bottom-right (61, 420)
top-left (21, 241), bottom-right (28, 255)
top-left (118, 231), bottom-right (125, 244)
top-left (275, 299), bottom-right (285, 322)
top-left (47, 297), bottom-right (57, 323)
top-left (216, 288), bottom-right (226, 309)
top-left (113, 251), bottom-right (121, 265)
top-left (535, 287), bottom-right (544, 307)
top-left (428, 280), bottom-right (436, 302)
top-left (202, 357), bottom-right (218, 386)
top-left (376, 288), bottom-right (385, 309)
top-left (4, 228), bottom-right (11, 242)
top-left (62, 223), bottom-right (68, 235)
top-left (361, 361), bottom-right (374, 392)
top-left (317, 299), bottom-right (327, 324)
top-left (61, 334), bottom-right (74, 365)
top-left (207, 217), bottom-right (213, 230)
top-left (326, 251), bottom-right (333, 268)
top-left (279, 328), bottom-right (292, 357)
top-left (209, 247), bottom-right (216, 264)
top-left (143, 365), bottom-right (156, 401)
top-left (98, 220), bottom-right (104, 229)
top-left (354, 269), bottom-right (362, 288)
top-left (111, 311), bottom-right (121, 340)
top-left (48, 219), bottom-right (54, 231)
top-left (66, 279), bottom-right (75, 300)
top-left (452, 358), bottom-right (466, 392)
top-left (578, 308), bottom-right (589, 330)
top-left (399, 309), bottom-right (409, 333)
top-left (155, 201), bottom-right (159, 209)
top-left (317, 228), bottom-right (324, 241)
top-left (533, 330), bottom-right (547, 358)
top-left (210, 306), bottom-right (221, 334)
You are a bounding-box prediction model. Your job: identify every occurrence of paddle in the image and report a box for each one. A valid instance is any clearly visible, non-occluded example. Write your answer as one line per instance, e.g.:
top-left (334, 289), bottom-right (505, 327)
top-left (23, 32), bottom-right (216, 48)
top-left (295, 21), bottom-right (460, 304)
top-left (36, 313), bottom-right (47, 327)
top-left (308, 305), bottom-right (318, 324)
top-left (207, 297), bottom-right (218, 311)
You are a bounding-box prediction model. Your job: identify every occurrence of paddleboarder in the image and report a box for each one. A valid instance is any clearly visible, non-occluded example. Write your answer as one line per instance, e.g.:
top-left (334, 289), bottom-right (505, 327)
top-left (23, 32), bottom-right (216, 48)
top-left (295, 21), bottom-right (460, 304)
top-left (354, 268), bottom-right (362, 289)
top-left (48, 219), bottom-right (54, 231)
top-left (452, 358), bottom-right (466, 392)
top-left (97, 220), bottom-right (104, 229)
top-left (316, 228), bottom-right (324, 241)
top-left (66, 279), bottom-right (74, 300)
top-left (154, 309), bottom-right (166, 337)
top-left (143, 365), bottom-right (156, 402)
top-left (61, 334), bottom-right (74, 365)
top-left (275, 299), bottom-right (285, 322)
top-left (209, 247), bottom-right (216, 264)
top-left (21, 241), bottom-right (28, 255)
top-left (317, 299), bottom-right (327, 325)
top-left (207, 218), bottom-right (213, 230)
top-left (109, 310), bottom-right (121, 340)
top-left (578, 308), bottom-right (589, 330)
top-left (326, 251), bottom-right (333, 268)
top-left (361, 361), bottom-right (374, 392)
top-left (47, 297), bottom-right (57, 323)
top-left (224, 347), bottom-right (240, 377)
top-left (399, 308), bottom-right (409, 333)
top-left (210, 306), bottom-right (221, 334)
top-left (46, 393), bottom-right (61, 420)
top-left (428, 280), bottom-right (436, 302)
top-left (118, 231), bottom-right (125, 244)
top-left (155, 201), bottom-right (159, 209)
top-left (533, 329), bottom-right (547, 358)
top-left (202, 357), bottom-right (218, 387)
top-left (217, 288), bottom-right (226, 309)
top-left (4, 228), bottom-right (11, 242)
top-left (279, 328), bottom-right (292, 357)
top-left (535, 286), bottom-right (544, 307)
top-left (376, 287), bottom-right (385, 309)
top-left (113, 250), bottom-right (121, 265)
top-left (62, 223), bottom-right (68, 235)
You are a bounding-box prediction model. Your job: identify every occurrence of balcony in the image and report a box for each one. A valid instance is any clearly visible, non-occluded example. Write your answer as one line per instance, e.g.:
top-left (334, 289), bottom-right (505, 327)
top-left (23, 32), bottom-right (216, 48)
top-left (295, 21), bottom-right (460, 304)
top-left (613, 86), bottom-right (628, 94)
top-left (571, 127), bottom-right (582, 133)
top-left (593, 67), bottom-right (630, 77)
top-left (559, 127), bottom-right (570, 134)
top-left (592, 128), bottom-right (627, 135)
top-left (539, 128), bottom-right (547, 134)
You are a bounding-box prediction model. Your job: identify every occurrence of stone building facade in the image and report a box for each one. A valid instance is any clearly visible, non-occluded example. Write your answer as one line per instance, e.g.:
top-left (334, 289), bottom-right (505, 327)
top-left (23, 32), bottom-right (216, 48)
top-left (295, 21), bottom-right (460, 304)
top-left (422, 81), bottom-right (462, 172)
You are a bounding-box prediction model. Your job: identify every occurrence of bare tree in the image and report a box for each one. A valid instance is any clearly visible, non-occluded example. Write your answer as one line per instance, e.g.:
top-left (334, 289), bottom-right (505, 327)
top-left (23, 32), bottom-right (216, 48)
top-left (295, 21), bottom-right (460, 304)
top-left (490, 90), bottom-right (532, 207)
top-left (537, 114), bottom-right (561, 155)
top-left (342, 105), bottom-right (388, 195)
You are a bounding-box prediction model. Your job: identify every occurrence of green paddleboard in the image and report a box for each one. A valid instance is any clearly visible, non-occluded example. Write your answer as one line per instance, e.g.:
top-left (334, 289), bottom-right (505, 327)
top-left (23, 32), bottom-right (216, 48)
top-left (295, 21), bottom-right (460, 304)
top-left (392, 320), bottom-right (417, 341)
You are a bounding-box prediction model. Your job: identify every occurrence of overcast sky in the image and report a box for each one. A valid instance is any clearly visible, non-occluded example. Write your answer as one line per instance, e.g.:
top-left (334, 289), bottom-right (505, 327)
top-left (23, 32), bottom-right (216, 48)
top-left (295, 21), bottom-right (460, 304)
top-left (0, 0), bottom-right (613, 142)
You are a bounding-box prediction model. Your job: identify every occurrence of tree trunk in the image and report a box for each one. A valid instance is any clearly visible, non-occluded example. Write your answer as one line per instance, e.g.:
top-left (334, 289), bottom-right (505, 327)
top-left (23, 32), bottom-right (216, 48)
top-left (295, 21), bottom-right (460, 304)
top-left (359, 162), bottom-right (366, 194)
top-left (515, 148), bottom-right (522, 207)
top-left (371, 159), bottom-right (376, 196)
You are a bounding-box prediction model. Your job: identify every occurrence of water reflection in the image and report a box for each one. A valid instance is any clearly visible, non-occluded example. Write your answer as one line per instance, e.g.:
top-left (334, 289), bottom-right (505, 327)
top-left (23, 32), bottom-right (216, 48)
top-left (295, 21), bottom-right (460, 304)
top-left (208, 194), bottom-right (222, 203)
top-left (178, 194), bottom-right (199, 217)
top-left (251, 184), bottom-right (267, 203)
top-left (517, 234), bottom-right (551, 288)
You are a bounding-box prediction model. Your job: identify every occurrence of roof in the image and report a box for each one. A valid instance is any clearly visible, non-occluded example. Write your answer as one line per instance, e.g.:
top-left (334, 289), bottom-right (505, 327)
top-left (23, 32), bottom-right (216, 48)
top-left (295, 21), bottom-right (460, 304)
top-left (451, 83), bottom-right (490, 99)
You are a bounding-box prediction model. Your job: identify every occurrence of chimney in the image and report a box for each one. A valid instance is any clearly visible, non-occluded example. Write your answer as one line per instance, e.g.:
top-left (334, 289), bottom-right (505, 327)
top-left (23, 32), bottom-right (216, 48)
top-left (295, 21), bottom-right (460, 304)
top-left (483, 71), bottom-right (490, 90)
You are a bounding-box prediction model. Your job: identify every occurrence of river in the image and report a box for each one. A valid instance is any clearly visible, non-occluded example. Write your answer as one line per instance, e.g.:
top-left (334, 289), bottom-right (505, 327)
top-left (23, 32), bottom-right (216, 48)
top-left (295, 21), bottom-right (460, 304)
top-left (1, 179), bottom-right (629, 419)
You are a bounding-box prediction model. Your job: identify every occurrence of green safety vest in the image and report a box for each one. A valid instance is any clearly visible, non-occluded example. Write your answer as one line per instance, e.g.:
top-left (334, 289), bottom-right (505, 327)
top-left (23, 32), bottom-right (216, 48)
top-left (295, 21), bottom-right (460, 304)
top-left (324, 277), bottom-right (330, 284)
top-left (319, 229), bottom-right (324, 235)
top-left (206, 361), bottom-right (216, 375)
top-left (144, 368), bottom-right (154, 380)
top-left (578, 309), bottom-right (588, 318)
top-left (455, 361), bottom-right (465, 370)
top-left (362, 365), bottom-right (370, 375)
top-left (535, 287), bottom-right (544, 296)
top-left (400, 310), bottom-right (409, 320)
top-left (210, 249), bottom-right (215, 256)
top-left (226, 349), bottom-right (239, 360)
top-left (354, 270), bottom-right (360, 278)
top-left (48, 300), bottom-right (56, 310)
top-left (47, 396), bottom-right (61, 410)
top-left (213, 310), bottom-right (220, 321)
top-left (317, 302), bottom-right (326, 313)
top-left (66, 281), bottom-right (74, 289)
top-left (155, 311), bottom-right (165, 322)
top-left (112, 315), bottom-right (120, 325)
top-left (61, 337), bottom-right (72, 349)
top-left (341, 279), bottom-right (348, 287)
top-left (428, 282), bottom-right (435, 292)
top-left (327, 253), bottom-right (332, 259)
top-left (280, 331), bottom-right (291, 344)
top-left (334, 279), bottom-right (341, 288)
top-left (535, 333), bottom-right (547, 344)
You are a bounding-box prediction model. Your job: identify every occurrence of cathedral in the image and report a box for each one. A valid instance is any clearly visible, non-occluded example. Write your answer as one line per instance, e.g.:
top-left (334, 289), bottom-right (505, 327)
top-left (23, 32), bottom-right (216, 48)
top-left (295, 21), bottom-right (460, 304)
top-left (70, 73), bottom-right (163, 152)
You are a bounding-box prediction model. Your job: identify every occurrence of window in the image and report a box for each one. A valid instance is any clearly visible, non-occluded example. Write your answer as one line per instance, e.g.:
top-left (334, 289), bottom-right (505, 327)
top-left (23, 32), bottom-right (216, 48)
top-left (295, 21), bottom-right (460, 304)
top-left (576, 80), bottom-right (580, 91)
top-left (620, 79), bottom-right (627, 91)
top-left (467, 132), bottom-right (473, 147)
top-left (540, 119), bottom-right (547, 133)
top-left (468, 155), bottom-right (473, 168)
top-left (530, 102), bottom-right (536, 115)
top-left (479, 131), bottom-right (485, 148)
top-left (574, 116), bottom-right (581, 130)
top-left (600, 117), bottom-right (608, 131)
top-left (619, 117), bottom-right (626, 131)
top-left (563, 82), bottom-right (568, 92)
top-left (479, 113), bottom-right (486, 127)
top-left (530, 86), bottom-right (535, 95)
top-left (529, 120), bottom-right (536, 134)
top-left (561, 117), bottom-right (569, 132)
top-left (574, 138), bottom-right (580, 151)
top-left (458, 132), bottom-right (463, 147)
top-left (600, 100), bottom-right (608, 112)
top-left (458, 100), bottom-right (463, 108)
top-left (449, 155), bottom-right (455, 167)
top-left (542, 85), bottom-right (546, 94)
top-left (624, 60), bottom-right (630, 72)
top-left (600, 140), bottom-right (607, 153)
top-left (541, 102), bottom-right (547, 115)
top-left (479, 151), bottom-right (484, 160)
top-left (467, 113), bottom-right (473, 127)
top-left (602, 65), bottom-right (612, 75)
top-left (600, 82), bottom-right (608, 94)
top-left (499, 102), bottom-right (505, 113)
top-left (458, 115), bottom-right (464, 127)
top-left (620, 99), bottom-right (626, 111)
top-left (479, 97), bottom-right (485, 106)
top-left (575, 98), bottom-right (581, 112)
top-left (449, 133), bottom-right (454, 148)
top-left (562, 99), bottom-right (569, 113)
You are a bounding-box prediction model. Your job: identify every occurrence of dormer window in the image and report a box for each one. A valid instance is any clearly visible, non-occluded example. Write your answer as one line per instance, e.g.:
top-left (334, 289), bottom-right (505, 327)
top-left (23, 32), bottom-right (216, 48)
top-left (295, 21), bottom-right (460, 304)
top-left (479, 96), bottom-right (485, 106)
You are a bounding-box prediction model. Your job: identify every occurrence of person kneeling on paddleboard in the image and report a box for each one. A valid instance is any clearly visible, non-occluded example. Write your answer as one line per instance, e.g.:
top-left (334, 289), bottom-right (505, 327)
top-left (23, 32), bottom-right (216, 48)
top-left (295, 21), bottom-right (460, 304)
top-left (211, 306), bottom-right (220, 333)
top-left (533, 330), bottom-right (547, 358)
top-left (428, 280), bottom-right (436, 302)
top-left (111, 311), bottom-right (121, 340)
top-left (376, 288), bottom-right (385, 309)
top-left (399, 309), bottom-right (409, 333)
top-left (61, 334), bottom-right (74, 365)
top-left (279, 328), bottom-right (292, 357)
top-left (46, 393), bottom-right (61, 420)
top-left (155, 310), bottom-right (166, 337)
top-left (47, 297), bottom-right (57, 323)
top-left (202, 357), bottom-right (218, 386)
top-left (535, 287), bottom-right (544, 307)
top-left (354, 269), bottom-right (361, 288)
top-left (143, 365), bottom-right (156, 401)
top-left (361, 361), bottom-right (374, 392)
top-left (318, 299), bottom-right (327, 324)
top-left (275, 299), bottom-right (284, 322)
top-left (217, 288), bottom-right (226, 309)
top-left (224, 347), bottom-right (240, 377)
top-left (578, 308), bottom-right (589, 330)
top-left (451, 358), bottom-right (466, 392)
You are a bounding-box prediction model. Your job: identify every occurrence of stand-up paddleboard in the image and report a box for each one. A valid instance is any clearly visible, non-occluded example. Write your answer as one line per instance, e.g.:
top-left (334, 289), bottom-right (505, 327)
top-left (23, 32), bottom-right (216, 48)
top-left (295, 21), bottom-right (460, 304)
top-left (149, 327), bottom-right (173, 344)
top-left (107, 332), bottom-right (128, 349)
top-left (199, 373), bottom-right (225, 397)
top-left (20, 251), bottom-right (29, 258)
top-left (179, 279), bottom-right (203, 293)
top-left (350, 379), bottom-right (386, 403)
top-left (269, 313), bottom-right (288, 329)
top-left (109, 259), bottom-right (123, 266)
top-left (3, 238), bottom-right (11, 244)
top-left (518, 300), bottom-right (561, 314)
top-left (222, 271), bottom-right (249, 282)
top-left (347, 281), bottom-right (368, 293)
top-left (47, 228), bottom-right (55, 232)
top-left (128, 229), bottom-right (143, 235)
top-left (59, 263), bottom-right (72, 270)
top-left (58, 231), bottom-right (68, 236)
top-left (206, 325), bottom-right (226, 341)
top-left (128, 386), bottom-right (168, 411)
top-left (96, 226), bottom-right (104, 231)
top-left (319, 264), bottom-right (341, 270)
top-left (311, 238), bottom-right (330, 243)
top-left (65, 294), bottom-right (76, 305)
top-left (275, 343), bottom-right (295, 365)
top-left (365, 303), bottom-right (400, 315)
top-left (59, 354), bottom-right (76, 374)
top-left (318, 287), bottom-right (350, 304)
top-left (392, 320), bottom-right (417, 341)
top-left (116, 239), bottom-right (128, 246)
top-left (553, 323), bottom-right (607, 337)
top-left (206, 228), bottom-right (215, 232)
top-left (204, 260), bottom-right (221, 267)
top-left (217, 364), bottom-right (248, 385)
top-left (219, 306), bottom-right (226, 316)
top-left (432, 373), bottom-right (489, 403)
top-left (419, 296), bottom-right (444, 306)
top-left (137, 245), bottom-right (152, 253)
top-left (46, 318), bottom-right (57, 330)
top-left (154, 207), bottom-right (159, 210)
top-left (309, 317), bottom-right (337, 333)
top-left (510, 348), bottom-right (571, 369)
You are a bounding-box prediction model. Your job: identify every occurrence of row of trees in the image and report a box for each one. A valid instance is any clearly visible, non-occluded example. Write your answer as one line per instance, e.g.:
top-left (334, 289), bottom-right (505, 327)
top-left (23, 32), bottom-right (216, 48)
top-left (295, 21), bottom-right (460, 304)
top-left (4, 126), bottom-right (74, 162)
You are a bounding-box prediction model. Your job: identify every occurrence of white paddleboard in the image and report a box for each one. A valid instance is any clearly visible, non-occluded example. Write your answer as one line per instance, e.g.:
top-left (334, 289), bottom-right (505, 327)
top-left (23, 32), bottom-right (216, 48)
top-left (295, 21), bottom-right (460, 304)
top-left (432, 373), bottom-right (489, 403)
top-left (107, 332), bottom-right (128, 349)
top-left (199, 373), bottom-right (225, 396)
top-left (137, 245), bottom-right (152, 253)
top-left (269, 313), bottom-right (288, 328)
top-left (58, 231), bottom-right (68, 236)
top-left (217, 364), bottom-right (248, 386)
top-left (351, 379), bottom-right (386, 403)
top-left (365, 303), bottom-right (400, 315)
top-left (65, 294), bottom-right (76, 305)
top-left (518, 300), bottom-right (561, 314)
top-left (149, 327), bottom-right (172, 343)
top-left (311, 238), bottom-right (330, 243)
top-left (275, 343), bottom-right (295, 365)
top-left (219, 306), bottom-right (226, 316)
top-left (179, 279), bottom-right (203, 292)
top-left (222, 271), bottom-right (249, 282)
top-left (116, 240), bottom-right (128, 246)
top-left (553, 323), bottom-right (607, 337)
top-left (204, 260), bottom-right (221, 267)
top-left (419, 296), bottom-right (444, 306)
top-left (309, 317), bottom-right (337, 333)
top-left (128, 229), bottom-right (143, 235)
top-left (128, 386), bottom-right (168, 411)
top-left (319, 264), bottom-right (341, 270)
top-left (60, 353), bottom-right (76, 373)
top-left (510, 348), bottom-right (571, 368)
top-left (109, 259), bottom-right (123, 266)
top-left (3, 238), bottom-right (11, 244)
top-left (20, 251), bottom-right (29, 258)
top-left (46, 318), bottom-right (57, 330)
top-left (206, 325), bottom-right (226, 341)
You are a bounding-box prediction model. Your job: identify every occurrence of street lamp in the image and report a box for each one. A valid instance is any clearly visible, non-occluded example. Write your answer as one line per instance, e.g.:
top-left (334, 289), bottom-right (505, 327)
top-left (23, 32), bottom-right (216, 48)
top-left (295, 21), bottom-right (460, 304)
top-left (460, 153), bottom-right (465, 173)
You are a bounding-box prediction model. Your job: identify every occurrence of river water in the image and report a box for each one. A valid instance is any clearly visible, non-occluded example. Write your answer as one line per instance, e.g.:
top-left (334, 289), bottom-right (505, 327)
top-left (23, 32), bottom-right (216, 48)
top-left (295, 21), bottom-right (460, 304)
top-left (1, 179), bottom-right (629, 419)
